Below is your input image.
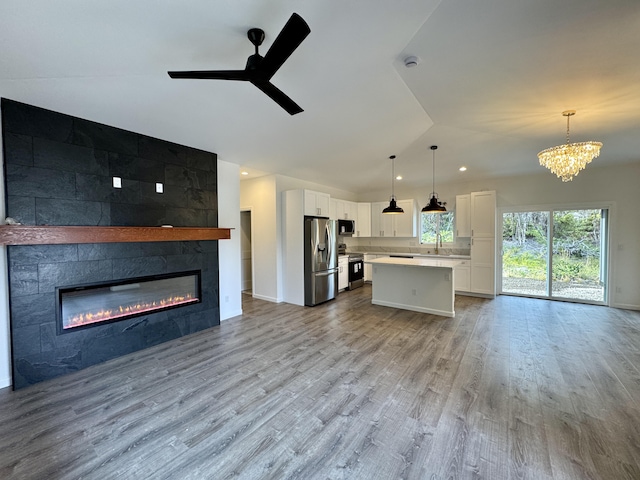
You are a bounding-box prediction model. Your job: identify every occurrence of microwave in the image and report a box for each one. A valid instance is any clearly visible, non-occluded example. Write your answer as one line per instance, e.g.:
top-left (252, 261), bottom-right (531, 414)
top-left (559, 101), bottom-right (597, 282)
top-left (337, 219), bottom-right (355, 235)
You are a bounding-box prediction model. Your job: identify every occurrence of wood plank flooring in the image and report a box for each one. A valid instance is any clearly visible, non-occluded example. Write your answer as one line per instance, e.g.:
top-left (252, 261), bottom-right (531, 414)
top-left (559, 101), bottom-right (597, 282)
top-left (1, 285), bottom-right (639, 479)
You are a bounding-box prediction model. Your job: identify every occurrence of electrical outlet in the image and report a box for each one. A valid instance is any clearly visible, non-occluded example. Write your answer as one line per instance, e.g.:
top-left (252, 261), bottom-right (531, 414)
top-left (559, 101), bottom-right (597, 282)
top-left (112, 177), bottom-right (122, 188)
top-left (445, 273), bottom-right (450, 281)
top-left (411, 289), bottom-right (417, 296)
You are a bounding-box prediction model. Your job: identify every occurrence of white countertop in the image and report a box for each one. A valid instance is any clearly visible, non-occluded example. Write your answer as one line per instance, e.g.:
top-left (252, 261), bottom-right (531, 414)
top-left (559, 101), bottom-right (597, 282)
top-left (365, 256), bottom-right (464, 268)
top-left (360, 252), bottom-right (471, 260)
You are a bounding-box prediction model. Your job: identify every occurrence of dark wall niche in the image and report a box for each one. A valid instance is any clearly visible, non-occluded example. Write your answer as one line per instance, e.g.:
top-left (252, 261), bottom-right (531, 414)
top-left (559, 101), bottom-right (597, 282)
top-left (1, 98), bottom-right (221, 389)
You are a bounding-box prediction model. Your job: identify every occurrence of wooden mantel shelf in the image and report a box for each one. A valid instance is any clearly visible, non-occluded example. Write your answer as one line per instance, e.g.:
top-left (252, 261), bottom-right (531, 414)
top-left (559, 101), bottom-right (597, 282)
top-left (0, 225), bottom-right (232, 246)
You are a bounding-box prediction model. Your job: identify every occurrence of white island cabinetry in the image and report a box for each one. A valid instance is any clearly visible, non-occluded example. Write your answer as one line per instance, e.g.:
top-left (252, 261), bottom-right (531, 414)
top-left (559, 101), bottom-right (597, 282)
top-left (366, 256), bottom-right (463, 317)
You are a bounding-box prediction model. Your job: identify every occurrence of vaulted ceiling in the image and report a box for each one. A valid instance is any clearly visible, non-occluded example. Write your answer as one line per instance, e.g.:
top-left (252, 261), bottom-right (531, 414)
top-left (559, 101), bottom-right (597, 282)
top-left (2, 0), bottom-right (639, 194)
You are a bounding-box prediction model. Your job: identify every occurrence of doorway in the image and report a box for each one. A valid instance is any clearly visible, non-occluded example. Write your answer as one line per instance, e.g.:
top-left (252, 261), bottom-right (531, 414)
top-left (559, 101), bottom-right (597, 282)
top-left (500, 207), bottom-right (608, 304)
top-left (240, 210), bottom-right (253, 294)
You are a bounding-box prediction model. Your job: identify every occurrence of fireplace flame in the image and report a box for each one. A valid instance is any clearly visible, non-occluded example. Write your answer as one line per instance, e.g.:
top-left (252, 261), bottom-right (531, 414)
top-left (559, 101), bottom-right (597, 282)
top-left (64, 293), bottom-right (198, 329)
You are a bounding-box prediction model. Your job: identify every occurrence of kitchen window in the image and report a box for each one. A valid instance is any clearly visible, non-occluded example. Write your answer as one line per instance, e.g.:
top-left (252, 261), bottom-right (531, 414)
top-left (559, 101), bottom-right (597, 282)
top-left (420, 211), bottom-right (455, 244)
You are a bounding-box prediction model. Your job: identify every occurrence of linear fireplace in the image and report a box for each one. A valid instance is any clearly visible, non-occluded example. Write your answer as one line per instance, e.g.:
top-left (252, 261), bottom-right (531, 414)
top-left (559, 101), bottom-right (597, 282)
top-left (56, 270), bottom-right (202, 333)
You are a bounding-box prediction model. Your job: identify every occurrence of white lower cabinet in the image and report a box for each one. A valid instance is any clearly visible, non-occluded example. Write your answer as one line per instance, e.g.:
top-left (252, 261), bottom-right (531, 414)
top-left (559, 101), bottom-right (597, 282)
top-left (338, 256), bottom-right (349, 291)
top-left (470, 237), bottom-right (495, 295)
top-left (454, 260), bottom-right (471, 292)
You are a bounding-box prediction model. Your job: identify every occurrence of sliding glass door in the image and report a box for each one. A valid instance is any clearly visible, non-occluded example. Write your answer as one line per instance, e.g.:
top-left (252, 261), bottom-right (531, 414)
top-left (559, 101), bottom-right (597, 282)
top-left (500, 207), bottom-right (608, 304)
top-left (502, 211), bottom-right (550, 297)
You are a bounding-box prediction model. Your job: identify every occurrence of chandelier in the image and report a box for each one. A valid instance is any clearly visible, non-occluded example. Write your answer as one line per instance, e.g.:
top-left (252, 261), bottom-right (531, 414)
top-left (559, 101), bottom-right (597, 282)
top-left (537, 110), bottom-right (602, 182)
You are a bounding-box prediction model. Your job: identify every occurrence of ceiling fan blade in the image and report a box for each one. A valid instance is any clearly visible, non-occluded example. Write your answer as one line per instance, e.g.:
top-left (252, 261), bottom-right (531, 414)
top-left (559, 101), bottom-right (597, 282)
top-left (251, 80), bottom-right (303, 115)
top-left (168, 70), bottom-right (250, 81)
top-left (259, 13), bottom-right (310, 80)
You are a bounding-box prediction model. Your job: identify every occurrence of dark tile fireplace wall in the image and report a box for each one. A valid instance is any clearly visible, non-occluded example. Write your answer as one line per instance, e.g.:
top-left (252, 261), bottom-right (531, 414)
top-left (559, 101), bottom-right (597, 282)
top-left (2, 98), bottom-right (221, 389)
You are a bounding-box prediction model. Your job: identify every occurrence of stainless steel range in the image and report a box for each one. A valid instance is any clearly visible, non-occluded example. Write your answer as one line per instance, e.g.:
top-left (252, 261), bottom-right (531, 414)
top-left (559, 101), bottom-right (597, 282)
top-left (347, 253), bottom-right (364, 290)
top-left (337, 244), bottom-right (364, 290)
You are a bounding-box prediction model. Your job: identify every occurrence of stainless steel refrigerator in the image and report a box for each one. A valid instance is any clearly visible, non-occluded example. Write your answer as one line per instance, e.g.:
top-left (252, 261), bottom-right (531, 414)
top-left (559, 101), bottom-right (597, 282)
top-left (304, 217), bottom-right (338, 306)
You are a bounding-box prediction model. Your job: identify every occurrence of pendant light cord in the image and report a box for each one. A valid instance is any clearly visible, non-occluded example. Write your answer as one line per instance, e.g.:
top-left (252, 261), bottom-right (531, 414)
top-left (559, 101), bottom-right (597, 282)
top-left (390, 155), bottom-right (396, 199)
top-left (431, 145), bottom-right (438, 197)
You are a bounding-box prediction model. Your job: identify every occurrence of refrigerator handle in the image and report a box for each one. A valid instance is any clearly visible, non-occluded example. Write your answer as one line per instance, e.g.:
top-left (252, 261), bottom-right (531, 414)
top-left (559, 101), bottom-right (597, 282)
top-left (326, 222), bottom-right (332, 262)
top-left (315, 270), bottom-right (335, 277)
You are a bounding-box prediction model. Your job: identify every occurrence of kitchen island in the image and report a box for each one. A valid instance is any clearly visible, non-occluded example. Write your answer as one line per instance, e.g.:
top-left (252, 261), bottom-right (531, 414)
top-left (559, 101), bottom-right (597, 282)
top-left (365, 256), bottom-right (464, 317)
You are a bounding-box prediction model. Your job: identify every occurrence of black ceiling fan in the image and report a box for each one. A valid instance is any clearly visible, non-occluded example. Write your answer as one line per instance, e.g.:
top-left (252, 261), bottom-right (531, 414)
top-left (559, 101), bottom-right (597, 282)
top-left (168, 13), bottom-right (310, 115)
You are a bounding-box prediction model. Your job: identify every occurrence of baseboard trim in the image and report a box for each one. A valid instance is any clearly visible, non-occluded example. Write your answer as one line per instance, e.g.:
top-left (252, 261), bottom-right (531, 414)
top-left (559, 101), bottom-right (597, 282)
top-left (251, 293), bottom-right (279, 303)
top-left (0, 374), bottom-right (11, 389)
top-left (220, 309), bottom-right (243, 321)
top-left (611, 302), bottom-right (640, 311)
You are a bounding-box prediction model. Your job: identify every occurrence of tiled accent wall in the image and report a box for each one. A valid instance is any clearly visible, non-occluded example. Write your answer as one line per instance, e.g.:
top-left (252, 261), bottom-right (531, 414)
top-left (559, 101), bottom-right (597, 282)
top-left (2, 98), bottom-right (221, 389)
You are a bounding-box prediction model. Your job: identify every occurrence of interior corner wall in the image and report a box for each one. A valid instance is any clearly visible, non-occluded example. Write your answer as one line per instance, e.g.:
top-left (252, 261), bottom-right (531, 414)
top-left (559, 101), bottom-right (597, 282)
top-left (0, 105), bottom-right (10, 388)
top-left (217, 159), bottom-right (242, 320)
top-left (240, 175), bottom-right (281, 302)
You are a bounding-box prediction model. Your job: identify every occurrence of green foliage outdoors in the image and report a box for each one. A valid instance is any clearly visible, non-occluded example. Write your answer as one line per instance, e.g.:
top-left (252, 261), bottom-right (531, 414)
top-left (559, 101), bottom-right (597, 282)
top-left (421, 212), bottom-right (454, 244)
top-left (503, 210), bottom-right (602, 284)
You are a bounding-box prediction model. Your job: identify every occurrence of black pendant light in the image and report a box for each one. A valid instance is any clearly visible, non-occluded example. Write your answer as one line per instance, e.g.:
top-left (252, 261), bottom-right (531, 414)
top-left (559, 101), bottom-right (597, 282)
top-left (382, 155), bottom-right (404, 214)
top-left (422, 145), bottom-right (447, 213)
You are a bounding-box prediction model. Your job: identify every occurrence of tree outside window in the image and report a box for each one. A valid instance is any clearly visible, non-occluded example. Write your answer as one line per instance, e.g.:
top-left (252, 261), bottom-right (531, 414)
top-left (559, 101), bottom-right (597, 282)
top-left (421, 211), bottom-right (455, 244)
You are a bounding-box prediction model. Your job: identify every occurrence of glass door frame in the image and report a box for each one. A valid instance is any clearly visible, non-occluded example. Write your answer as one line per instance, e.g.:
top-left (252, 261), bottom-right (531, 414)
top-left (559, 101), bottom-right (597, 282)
top-left (497, 202), bottom-right (613, 306)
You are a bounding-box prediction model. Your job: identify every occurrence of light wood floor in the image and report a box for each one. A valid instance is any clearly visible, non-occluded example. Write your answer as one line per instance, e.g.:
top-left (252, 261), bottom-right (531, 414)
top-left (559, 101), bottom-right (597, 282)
top-left (1, 286), bottom-right (640, 479)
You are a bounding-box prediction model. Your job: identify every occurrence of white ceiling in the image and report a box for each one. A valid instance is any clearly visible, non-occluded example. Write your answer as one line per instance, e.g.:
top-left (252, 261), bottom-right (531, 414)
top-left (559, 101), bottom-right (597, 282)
top-left (2, 0), bottom-right (639, 195)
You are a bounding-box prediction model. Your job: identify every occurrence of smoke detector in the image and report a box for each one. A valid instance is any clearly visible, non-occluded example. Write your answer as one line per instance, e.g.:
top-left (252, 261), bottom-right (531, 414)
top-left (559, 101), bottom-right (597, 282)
top-left (404, 56), bottom-right (419, 68)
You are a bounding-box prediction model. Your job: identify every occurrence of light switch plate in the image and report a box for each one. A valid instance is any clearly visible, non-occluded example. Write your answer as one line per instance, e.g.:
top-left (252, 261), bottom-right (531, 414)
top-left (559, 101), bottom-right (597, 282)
top-left (155, 183), bottom-right (163, 194)
top-left (112, 177), bottom-right (122, 188)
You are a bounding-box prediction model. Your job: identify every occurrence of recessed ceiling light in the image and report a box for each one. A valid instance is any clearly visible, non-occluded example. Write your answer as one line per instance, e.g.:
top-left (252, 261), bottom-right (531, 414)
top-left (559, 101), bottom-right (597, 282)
top-left (241, 171), bottom-right (249, 176)
top-left (396, 175), bottom-right (403, 180)
top-left (459, 166), bottom-right (467, 172)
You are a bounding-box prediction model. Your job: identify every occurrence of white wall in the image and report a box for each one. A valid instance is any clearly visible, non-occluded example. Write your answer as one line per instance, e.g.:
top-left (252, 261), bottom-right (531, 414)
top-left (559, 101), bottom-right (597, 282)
top-left (217, 159), bottom-right (242, 320)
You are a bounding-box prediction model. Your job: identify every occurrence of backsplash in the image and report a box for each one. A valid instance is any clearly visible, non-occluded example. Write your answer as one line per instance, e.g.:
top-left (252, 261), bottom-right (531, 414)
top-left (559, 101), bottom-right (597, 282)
top-left (348, 245), bottom-right (471, 256)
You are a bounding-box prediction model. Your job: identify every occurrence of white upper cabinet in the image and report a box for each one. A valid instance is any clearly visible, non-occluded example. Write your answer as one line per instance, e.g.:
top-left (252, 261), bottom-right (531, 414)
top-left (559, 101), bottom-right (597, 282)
top-left (345, 201), bottom-right (358, 221)
top-left (455, 194), bottom-right (471, 237)
top-left (394, 199), bottom-right (418, 237)
top-left (371, 199), bottom-right (417, 237)
top-left (470, 191), bottom-right (496, 238)
top-left (331, 198), bottom-right (357, 221)
top-left (355, 202), bottom-right (371, 237)
top-left (371, 202), bottom-right (394, 237)
top-left (304, 189), bottom-right (331, 217)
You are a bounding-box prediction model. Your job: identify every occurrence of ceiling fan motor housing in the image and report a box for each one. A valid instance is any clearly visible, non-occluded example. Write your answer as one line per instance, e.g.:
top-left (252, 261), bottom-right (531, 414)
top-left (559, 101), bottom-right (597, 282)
top-left (248, 28), bottom-right (265, 47)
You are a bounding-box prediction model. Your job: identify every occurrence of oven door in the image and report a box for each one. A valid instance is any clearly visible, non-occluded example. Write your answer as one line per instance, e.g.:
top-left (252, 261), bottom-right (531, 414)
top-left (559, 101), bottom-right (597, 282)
top-left (348, 259), bottom-right (364, 289)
